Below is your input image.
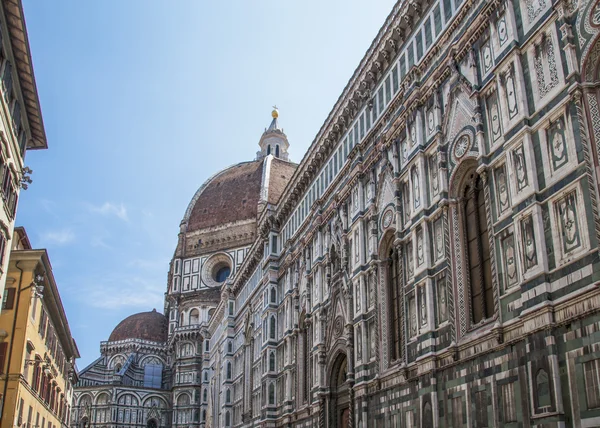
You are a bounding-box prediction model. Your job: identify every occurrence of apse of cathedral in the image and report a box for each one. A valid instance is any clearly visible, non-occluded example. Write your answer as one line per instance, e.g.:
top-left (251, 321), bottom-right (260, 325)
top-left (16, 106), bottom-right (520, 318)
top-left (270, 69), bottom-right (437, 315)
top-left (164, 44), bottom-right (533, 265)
top-left (72, 0), bottom-right (600, 427)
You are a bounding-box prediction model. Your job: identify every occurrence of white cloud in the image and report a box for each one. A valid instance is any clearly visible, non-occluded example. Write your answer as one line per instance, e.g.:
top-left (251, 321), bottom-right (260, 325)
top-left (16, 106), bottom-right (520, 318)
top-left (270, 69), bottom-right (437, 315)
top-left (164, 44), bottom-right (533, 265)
top-left (82, 276), bottom-right (164, 309)
top-left (40, 229), bottom-right (75, 246)
top-left (88, 202), bottom-right (128, 221)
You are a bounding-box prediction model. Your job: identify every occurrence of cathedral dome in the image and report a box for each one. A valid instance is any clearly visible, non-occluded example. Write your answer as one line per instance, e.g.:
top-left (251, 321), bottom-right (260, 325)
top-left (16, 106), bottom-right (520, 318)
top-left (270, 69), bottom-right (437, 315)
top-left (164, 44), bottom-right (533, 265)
top-left (108, 309), bottom-right (168, 343)
top-left (182, 158), bottom-right (296, 234)
top-left (183, 160), bottom-right (264, 232)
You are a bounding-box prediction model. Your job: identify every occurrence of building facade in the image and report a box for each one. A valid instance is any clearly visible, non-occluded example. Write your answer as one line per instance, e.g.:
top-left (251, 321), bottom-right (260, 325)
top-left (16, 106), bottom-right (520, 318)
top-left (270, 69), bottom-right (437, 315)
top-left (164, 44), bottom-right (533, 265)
top-left (0, 0), bottom-right (48, 304)
top-left (74, 0), bottom-right (600, 427)
top-left (0, 227), bottom-right (79, 428)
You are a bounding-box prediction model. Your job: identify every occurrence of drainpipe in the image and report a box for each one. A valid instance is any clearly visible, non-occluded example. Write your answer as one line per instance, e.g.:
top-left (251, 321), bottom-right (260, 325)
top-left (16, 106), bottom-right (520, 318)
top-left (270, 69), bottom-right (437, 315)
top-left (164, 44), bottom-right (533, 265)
top-left (0, 260), bottom-right (25, 421)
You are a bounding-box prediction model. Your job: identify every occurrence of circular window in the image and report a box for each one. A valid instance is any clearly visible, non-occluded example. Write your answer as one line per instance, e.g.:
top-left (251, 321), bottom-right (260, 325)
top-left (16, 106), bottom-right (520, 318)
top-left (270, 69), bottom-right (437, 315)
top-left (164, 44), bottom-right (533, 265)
top-left (215, 266), bottom-right (231, 283)
top-left (201, 253), bottom-right (233, 288)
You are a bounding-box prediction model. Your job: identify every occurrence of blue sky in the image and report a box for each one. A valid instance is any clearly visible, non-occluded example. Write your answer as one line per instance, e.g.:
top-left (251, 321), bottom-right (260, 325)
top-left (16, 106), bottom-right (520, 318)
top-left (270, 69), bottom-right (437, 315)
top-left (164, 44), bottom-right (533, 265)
top-left (18, 0), bottom-right (396, 368)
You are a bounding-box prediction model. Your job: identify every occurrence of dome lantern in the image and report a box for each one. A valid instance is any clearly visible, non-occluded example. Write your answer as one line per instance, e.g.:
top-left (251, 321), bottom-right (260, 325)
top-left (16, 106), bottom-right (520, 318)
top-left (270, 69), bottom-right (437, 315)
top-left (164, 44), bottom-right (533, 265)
top-left (257, 106), bottom-right (290, 161)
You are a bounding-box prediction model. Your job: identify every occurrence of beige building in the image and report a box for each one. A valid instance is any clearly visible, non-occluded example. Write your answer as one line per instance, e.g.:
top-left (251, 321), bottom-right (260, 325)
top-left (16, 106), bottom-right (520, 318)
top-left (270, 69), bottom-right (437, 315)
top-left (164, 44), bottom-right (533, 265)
top-left (0, 227), bottom-right (79, 428)
top-left (0, 0), bottom-right (48, 304)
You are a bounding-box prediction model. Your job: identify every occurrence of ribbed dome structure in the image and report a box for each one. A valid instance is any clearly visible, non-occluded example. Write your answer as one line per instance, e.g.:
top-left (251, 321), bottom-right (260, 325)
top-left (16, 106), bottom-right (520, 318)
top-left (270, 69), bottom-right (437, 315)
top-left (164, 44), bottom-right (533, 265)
top-left (182, 158), bottom-right (296, 234)
top-left (108, 309), bottom-right (168, 343)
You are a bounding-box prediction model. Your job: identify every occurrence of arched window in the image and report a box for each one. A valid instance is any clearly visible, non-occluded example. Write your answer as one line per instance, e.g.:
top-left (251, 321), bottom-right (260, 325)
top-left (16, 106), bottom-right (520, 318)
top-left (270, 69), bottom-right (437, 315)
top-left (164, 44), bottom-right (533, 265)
top-left (388, 244), bottom-right (402, 361)
top-left (225, 411), bottom-right (231, 426)
top-left (276, 145), bottom-right (280, 157)
top-left (203, 371), bottom-right (208, 382)
top-left (189, 309), bottom-right (199, 325)
top-left (267, 145), bottom-right (271, 155)
top-left (203, 389), bottom-right (207, 402)
top-left (269, 351), bottom-right (275, 372)
top-left (226, 362), bottom-right (232, 380)
top-left (270, 287), bottom-right (276, 304)
top-left (227, 341), bottom-right (233, 353)
top-left (202, 410), bottom-right (206, 421)
top-left (270, 316), bottom-right (276, 339)
top-left (463, 174), bottom-right (494, 324)
top-left (205, 340), bottom-right (210, 352)
top-left (225, 388), bottom-right (231, 403)
top-left (194, 390), bottom-right (200, 403)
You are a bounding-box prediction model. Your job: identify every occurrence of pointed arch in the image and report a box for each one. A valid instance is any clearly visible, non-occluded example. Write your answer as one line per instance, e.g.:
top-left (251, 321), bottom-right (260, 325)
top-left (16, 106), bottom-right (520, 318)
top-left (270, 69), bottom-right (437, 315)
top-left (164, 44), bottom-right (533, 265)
top-left (449, 160), bottom-right (497, 335)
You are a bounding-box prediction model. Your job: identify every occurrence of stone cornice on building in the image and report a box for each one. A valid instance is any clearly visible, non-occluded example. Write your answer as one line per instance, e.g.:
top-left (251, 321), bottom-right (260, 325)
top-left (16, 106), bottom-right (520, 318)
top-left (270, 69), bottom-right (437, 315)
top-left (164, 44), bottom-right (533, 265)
top-left (1, 0), bottom-right (47, 149)
top-left (99, 338), bottom-right (167, 356)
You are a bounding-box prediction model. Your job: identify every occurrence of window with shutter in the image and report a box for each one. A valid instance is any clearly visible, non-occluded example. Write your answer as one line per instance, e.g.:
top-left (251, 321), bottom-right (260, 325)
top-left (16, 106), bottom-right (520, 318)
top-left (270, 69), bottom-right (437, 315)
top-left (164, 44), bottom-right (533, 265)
top-left (0, 342), bottom-right (7, 374)
top-left (2, 287), bottom-right (15, 310)
top-left (2, 61), bottom-right (12, 102)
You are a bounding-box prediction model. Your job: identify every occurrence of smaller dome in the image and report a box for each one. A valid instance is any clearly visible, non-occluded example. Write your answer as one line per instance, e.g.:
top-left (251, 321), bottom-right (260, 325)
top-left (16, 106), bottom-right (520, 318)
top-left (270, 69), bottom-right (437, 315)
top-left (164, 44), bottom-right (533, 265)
top-left (108, 309), bottom-right (168, 343)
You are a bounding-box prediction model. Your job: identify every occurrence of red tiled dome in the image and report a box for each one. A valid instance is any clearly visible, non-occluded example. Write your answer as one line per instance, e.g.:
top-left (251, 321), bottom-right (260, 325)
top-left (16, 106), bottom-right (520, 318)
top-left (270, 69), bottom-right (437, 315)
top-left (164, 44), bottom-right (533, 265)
top-left (108, 309), bottom-right (167, 343)
top-left (183, 158), bottom-right (297, 232)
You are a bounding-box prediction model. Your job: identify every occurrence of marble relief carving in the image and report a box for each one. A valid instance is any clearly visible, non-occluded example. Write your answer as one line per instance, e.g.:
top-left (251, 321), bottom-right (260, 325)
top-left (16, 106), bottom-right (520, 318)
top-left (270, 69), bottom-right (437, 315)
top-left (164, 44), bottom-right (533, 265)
top-left (408, 293), bottom-right (417, 338)
top-left (502, 232), bottom-right (518, 290)
top-left (482, 40), bottom-right (494, 74)
top-left (534, 35), bottom-right (559, 99)
top-left (557, 191), bottom-right (581, 253)
top-left (488, 92), bottom-right (503, 142)
top-left (406, 241), bottom-right (414, 280)
top-left (416, 227), bottom-right (424, 266)
top-left (521, 215), bottom-right (538, 271)
top-left (495, 165), bottom-right (511, 215)
top-left (527, 0), bottom-right (547, 24)
top-left (437, 276), bottom-right (448, 324)
top-left (418, 284), bottom-right (427, 328)
top-left (412, 166), bottom-right (420, 210)
top-left (497, 14), bottom-right (508, 46)
top-left (513, 145), bottom-right (529, 192)
top-left (548, 117), bottom-right (569, 171)
top-left (434, 217), bottom-right (444, 261)
top-left (505, 67), bottom-right (519, 119)
top-left (430, 154), bottom-right (440, 196)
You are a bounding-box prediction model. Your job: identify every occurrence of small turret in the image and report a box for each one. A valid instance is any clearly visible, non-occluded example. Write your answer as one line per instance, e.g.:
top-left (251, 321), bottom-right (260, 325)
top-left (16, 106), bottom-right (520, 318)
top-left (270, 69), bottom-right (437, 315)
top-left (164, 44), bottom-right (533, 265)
top-left (257, 106), bottom-right (290, 161)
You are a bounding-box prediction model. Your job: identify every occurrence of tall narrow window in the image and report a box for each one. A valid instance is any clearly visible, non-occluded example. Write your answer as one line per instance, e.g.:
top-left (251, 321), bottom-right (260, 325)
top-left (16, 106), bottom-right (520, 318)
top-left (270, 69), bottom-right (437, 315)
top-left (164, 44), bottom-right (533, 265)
top-left (584, 359), bottom-right (600, 409)
top-left (275, 145), bottom-right (280, 157)
top-left (269, 351), bottom-right (275, 371)
top-left (270, 316), bottom-right (276, 339)
top-left (388, 246), bottom-right (402, 361)
top-left (267, 145), bottom-right (271, 155)
top-left (463, 174), bottom-right (494, 324)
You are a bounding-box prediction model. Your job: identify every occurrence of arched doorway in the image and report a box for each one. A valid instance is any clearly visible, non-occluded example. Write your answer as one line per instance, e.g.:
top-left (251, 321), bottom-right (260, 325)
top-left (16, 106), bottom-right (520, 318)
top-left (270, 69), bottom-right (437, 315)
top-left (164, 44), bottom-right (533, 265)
top-left (329, 352), bottom-right (349, 428)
